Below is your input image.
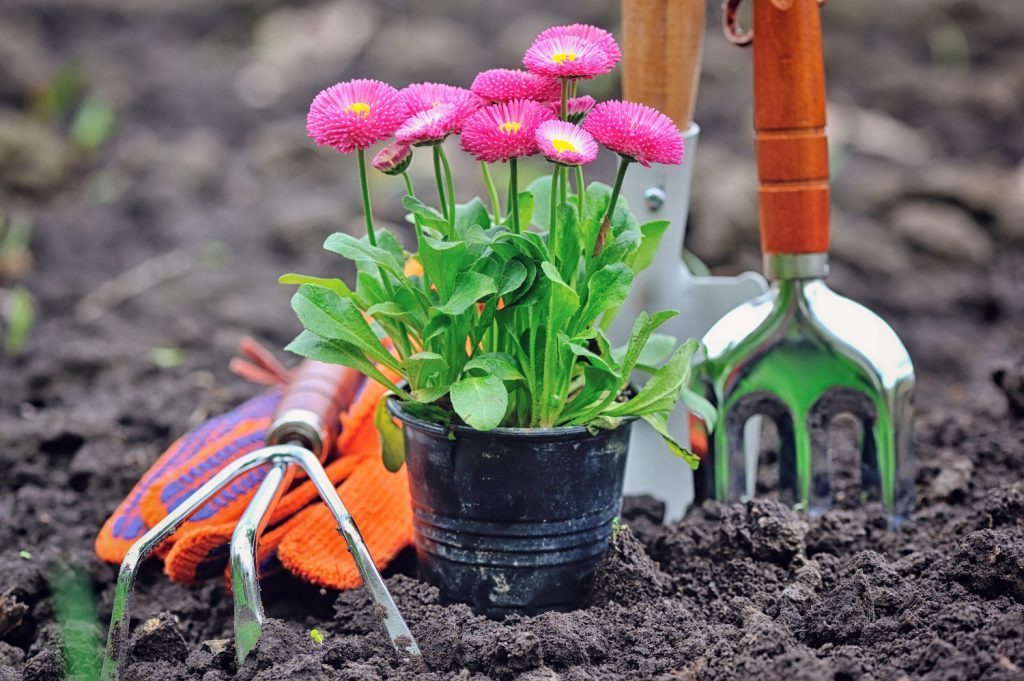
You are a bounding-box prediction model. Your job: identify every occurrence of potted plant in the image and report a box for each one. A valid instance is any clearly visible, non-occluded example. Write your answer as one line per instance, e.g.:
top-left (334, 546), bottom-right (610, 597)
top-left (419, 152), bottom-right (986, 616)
top-left (284, 23), bottom-right (710, 616)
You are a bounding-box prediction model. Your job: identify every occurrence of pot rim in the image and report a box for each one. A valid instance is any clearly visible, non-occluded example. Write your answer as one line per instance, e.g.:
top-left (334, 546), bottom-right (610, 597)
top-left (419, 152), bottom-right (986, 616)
top-left (386, 394), bottom-right (637, 442)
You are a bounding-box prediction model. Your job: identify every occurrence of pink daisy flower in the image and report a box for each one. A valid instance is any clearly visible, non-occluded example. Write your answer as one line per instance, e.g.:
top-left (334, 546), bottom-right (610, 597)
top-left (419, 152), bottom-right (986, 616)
top-left (470, 68), bottom-right (561, 103)
top-left (401, 82), bottom-right (482, 132)
top-left (535, 120), bottom-right (598, 166)
top-left (534, 23), bottom-right (622, 71)
top-left (396, 104), bottom-right (459, 146)
top-left (307, 79), bottom-right (407, 154)
top-left (460, 99), bottom-right (557, 163)
top-left (523, 36), bottom-right (611, 80)
top-left (547, 95), bottom-right (596, 123)
top-left (583, 100), bottom-right (684, 167)
top-left (372, 142), bottom-right (412, 175)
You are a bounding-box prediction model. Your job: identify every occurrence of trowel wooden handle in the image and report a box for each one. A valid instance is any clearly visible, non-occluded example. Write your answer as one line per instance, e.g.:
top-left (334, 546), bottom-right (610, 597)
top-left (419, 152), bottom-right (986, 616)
top-left (622, 0), bottom-right (705, 128)
top-left (754, 0), bottom-right (830, 254)
top-left (268, 360), bottom-right (363, 456)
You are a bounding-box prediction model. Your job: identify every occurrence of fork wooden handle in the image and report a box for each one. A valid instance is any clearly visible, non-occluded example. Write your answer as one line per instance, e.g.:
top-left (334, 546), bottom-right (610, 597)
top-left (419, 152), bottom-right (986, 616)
top-left (754, 0), bottom-right (830, 254)
top-left (269, 360), bottom-right (363, 456)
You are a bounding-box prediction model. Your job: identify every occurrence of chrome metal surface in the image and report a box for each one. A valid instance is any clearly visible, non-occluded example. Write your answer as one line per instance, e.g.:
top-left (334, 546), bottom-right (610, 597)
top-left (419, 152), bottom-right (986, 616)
top-left (643, 186), bottom-right (666, 213)
top-left (764, 252), bottom-right (830, 280)
top-left (267, 408), bottom-right (327, 454)
top-left (102, 445), bottom-right (421, 681)
top-left (694, 276), bottom-right (915, 525)
top-left (231, 460), bottom-right (293, 666)
top-left (612, 122), bottom-right (768, 521)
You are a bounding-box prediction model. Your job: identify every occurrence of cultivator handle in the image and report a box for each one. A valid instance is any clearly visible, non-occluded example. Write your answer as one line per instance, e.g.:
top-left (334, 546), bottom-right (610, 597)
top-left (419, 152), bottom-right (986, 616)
top-left (267, 360), bottom-right (362, 456)
top-left (621, 0), bottom-right (705, 128)
top-left (752, 0), bottom-right (830, 254)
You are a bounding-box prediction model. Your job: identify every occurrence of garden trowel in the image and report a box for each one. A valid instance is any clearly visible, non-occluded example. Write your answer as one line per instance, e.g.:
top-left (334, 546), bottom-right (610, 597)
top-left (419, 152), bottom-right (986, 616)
top-left (692, 0), bottom-right (915, 524)
top-left (613, 0), bottom-right (767, 522)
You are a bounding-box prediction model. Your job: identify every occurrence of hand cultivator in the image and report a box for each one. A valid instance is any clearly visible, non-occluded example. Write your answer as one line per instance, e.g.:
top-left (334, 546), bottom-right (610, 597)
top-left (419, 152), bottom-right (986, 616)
top-left (614, 0), bottom-right (767, 521)
top-left (693, 0), bottom-right (915, 523)
top-left (98, 351), bottom-right (420, 680)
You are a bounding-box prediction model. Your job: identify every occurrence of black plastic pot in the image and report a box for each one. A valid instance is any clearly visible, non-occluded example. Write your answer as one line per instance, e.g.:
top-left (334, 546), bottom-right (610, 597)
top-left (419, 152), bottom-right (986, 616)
top-left (388, 398), bottom-right (633, 617)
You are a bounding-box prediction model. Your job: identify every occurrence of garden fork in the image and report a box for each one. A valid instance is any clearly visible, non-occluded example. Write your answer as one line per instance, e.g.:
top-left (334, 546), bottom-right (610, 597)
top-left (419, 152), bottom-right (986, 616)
top-left (101, 361), bottom-right (421, 681)
top-left (692, 0), bottom-right (915, 524)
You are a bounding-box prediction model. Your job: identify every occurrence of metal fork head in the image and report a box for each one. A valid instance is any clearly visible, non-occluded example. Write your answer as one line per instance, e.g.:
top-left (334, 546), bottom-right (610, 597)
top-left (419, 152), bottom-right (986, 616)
top-left (692, 254), bottom-right (915, 525)
top-left (101, 444), bottom-right (421, 681)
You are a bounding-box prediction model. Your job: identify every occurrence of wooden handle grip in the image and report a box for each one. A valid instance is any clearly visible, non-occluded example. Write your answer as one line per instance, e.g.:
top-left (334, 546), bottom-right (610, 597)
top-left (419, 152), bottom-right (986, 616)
top-left (753, 0), bottom-right (830, 254)
top-left (622, 0), bottom-right (705, 128)
top-left (269, 360), bottom-right (363, 455)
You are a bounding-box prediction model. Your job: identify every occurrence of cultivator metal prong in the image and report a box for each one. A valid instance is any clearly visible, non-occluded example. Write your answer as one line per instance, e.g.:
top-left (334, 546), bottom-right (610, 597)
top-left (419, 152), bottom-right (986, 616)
top-left (102, 444), bottom-right (421, 681)
top-left (230, 459), bottom-right (293, 666)
top-left (693, 255), bottom-right (915, 524)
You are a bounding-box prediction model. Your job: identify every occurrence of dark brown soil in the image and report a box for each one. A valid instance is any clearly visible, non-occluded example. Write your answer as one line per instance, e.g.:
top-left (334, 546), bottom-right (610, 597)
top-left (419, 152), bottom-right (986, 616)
top-left (2, 0), bottom-right (1024, 679)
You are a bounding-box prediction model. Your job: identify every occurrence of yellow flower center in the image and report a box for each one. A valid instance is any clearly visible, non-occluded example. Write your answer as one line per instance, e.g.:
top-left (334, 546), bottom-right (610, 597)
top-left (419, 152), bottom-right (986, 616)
top-left (551, 138), bottom-right (577, 154)
top-left (499, 120), bottom-right (522, 134)
top-left (347, 102), bottom-right (371, 117)
top-left (552, 52), bottom-right (577, 64)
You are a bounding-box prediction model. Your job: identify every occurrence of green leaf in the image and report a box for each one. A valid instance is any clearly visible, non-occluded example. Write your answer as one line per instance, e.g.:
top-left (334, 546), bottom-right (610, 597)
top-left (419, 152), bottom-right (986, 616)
top-left (642, 411), bottom-right (700, 469)
top-left (438, 271), bottom-right (497, 316)
top-left (402, 351), bottom-right (448, 393)
top-left (613, 332), bottom-right (678, 371)
top-left (584, 181), bottom-right (636, 235)
top-left (400, 401), bottom-right (453, 425)
top-left (419, 236), bottom-right (466, 300)
top-left (454, 198), bottom-right (491, 237)
top-left (575, 263), bottom-right (632, 332)
top-left (526, 174), bottom-right (553, 230)
top-left (291, 285), bottom-right (400, 372)
top-left (680, 386), bottom-right (718, 433)
top-left (515, 190), bottom-right (534, 229)
top-left (279, 274), bottom-right (353, 298)
top-left (625, 219), bottom-right (671, 275)
top-left (554, 203), bottom-right (581, 283)
top-left (403, 195), bottom-right (448, 231)
top-left (374, 396), bottom-right (407, 472)
top-left (465, 352), bottom-right (524, 381)
top-left (562, 334), bottom-right (618, 376)
top-left (497, 259), bottom-right (528, 299)
top-left (450, 373), bottom-right (507, 430)
top-left (618, 310), bottom-right (678, 382)
top-left (323, 233), bottom-right (404, 278)
top-left (285, 331), bottom-right (408, 398)
top-left (606, 339), bottom-right (698, 418)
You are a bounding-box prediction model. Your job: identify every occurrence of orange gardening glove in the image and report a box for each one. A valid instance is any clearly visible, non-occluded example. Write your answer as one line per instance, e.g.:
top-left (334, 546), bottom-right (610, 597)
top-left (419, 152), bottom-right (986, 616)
top-left (96, 339), bottom-right (412, 590)
top-left (162, 378), bottom-right (412, 589)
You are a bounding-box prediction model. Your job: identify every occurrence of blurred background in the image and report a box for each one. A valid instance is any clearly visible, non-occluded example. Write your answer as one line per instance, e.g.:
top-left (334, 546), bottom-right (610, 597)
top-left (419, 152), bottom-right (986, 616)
top-left (0, 2), bottom-right (1022, 672)
top-left (0, 0), bottom-right (1022, 510)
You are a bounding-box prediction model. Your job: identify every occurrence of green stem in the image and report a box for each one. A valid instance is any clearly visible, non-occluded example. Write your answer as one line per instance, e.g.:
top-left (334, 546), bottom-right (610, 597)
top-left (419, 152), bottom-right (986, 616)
top-left (509, 158), bottom-right (520, 234)
top-left (575, 165), bottom-right (585, 220)
top-left (481, 161), bottom-right (502, 223)
top-left (437, 145), bottom-right (456, 238)
top-left (402, 170), bottom-right (431, 295)
top-left (549, 166), bottom-right (560, 263)
top-left (432, 146), bottom-right (448, 220)
top-left (401, 171), bottom-right (421, 239)
top-left (356, 149), bottom-right (377, 246)
top-left (560, 79), bottom-right (569, 121)
top-left (570, 79), bottom-right (578, 98)
top-left (593, 156), bottom-right (631, 257)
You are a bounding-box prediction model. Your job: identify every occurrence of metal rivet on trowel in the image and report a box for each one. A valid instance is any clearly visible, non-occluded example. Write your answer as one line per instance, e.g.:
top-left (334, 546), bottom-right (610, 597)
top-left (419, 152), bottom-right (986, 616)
top-left (643, 186), bottom-right (666, 213)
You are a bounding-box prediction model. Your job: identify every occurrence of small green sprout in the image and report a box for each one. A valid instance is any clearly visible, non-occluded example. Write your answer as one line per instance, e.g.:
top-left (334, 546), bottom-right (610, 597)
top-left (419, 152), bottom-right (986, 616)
top-left (309, 628), bottom-right (325, 645)
top-left (19, 550), bottom-right (32, 560)
top-left (611, 516), bottom-right (623, 540)
top-left (150, 347), bottom-right (184, 369)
